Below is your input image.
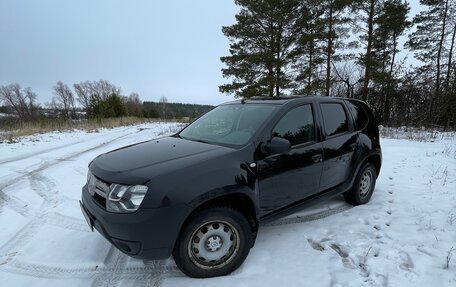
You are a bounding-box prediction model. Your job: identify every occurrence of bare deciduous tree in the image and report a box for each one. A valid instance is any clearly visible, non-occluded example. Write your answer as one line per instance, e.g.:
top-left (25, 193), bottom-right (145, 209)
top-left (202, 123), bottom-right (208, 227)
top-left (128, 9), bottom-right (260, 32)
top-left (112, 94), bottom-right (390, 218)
top-left (123, 92), bottom-right (143, 116)
top-left (159, 96), bottom-right (168, 119)
top-left (53, 81), bottom-right (75, 119)
top-left (0, 83), bottom-right (38, 121)
top-left (73, 81), bottom-right (93, 111)
top-left (74, 80), bottom-right (122, 112)
top-left (93, 80), bottom-right (121, 100)
top-left (332, 61), bottom-right (363, 98)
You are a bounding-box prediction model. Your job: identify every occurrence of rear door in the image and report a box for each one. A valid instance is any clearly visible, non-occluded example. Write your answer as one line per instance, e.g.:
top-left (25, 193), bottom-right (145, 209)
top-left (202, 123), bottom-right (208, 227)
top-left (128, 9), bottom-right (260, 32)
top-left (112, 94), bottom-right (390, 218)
top-left (318, 101), bottom-right (359, 191)
top-left (257, 103), bottom-right (323, 215)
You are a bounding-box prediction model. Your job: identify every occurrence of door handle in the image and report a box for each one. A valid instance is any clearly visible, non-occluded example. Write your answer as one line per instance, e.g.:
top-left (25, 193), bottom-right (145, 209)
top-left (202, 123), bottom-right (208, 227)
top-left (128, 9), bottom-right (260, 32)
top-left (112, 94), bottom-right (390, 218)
top-left (349, 143), bottom-right (358, 151)
top-left (311, 154), bottom-right (322, 163)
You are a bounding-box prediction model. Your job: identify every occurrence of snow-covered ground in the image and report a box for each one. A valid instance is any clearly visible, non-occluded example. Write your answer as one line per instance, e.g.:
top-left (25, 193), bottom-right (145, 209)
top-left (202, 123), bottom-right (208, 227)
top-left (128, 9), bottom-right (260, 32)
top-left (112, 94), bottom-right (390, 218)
top-left (0, 123), bottom-right (455, 287)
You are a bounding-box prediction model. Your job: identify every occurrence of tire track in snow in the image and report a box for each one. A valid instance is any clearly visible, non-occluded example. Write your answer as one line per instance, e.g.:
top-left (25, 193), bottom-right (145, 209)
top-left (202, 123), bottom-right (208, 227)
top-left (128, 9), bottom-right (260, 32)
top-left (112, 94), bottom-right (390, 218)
top-left (0, 127), bottom-right (135, 166)
top-left (0, 130), bottom-right (137, 277)
top-left (94, 248), bottom-right (129, 287)
top-left (0, 130), bottom-right (135, 192)
top-left (2, 231), bottom-right (181, 282)
top-left (0, 125), bottom-right (188, 285)
top-left (29, 174), bottom-right (61, 210)
top-left (0, 140), bottom-right (85, 165)
top-left (0, 174), bottom-right (63, 258)
top-left (0, 191), bottom-right (35, 218)
top-left (45, 212), bottom-right (90, 232)
top-left (0, 198), bottom-right (352, 283)
top-left (1, 173), bottom-right (96, 271)
top-left (1, 258), bottom-right (181, 281)
top-left (0, 172), bottom-right (87, 258)
top-left (0, 219), bottom-right (43, 260)
top-left (0, 200), bottom-right (350, 284)
top-left (0, 126), bottom-right (182, 285)
top-left (0, 130), bottom-right (136, 218)
top-left (91, 250), bottom-right (181, 287)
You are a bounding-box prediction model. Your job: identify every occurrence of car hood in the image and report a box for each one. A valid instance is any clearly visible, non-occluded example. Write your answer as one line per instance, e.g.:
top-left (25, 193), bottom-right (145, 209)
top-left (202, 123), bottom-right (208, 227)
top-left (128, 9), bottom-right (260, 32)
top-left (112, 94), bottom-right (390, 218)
top-left (90, 136), bottom-right (231, 183)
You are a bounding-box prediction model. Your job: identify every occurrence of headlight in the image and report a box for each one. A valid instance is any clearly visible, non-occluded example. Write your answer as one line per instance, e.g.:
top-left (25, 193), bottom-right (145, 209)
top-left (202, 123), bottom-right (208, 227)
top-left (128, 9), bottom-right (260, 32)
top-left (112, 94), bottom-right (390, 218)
top-left (86, 170), bottom-right (99, 196)
top-left (107, 184), bottom-right (148, 213)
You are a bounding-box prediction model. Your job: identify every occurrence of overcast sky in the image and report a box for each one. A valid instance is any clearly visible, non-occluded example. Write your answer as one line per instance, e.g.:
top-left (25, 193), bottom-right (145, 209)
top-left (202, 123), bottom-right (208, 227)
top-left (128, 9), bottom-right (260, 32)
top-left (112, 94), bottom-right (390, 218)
top-left (0, 0), bottom-right (422, 106)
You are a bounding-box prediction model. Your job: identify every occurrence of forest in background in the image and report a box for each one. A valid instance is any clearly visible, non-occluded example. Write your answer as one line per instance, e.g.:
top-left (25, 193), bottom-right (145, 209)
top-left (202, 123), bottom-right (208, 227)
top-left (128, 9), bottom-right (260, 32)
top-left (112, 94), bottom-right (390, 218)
top-left (220, 0), bottom-right (456, 128)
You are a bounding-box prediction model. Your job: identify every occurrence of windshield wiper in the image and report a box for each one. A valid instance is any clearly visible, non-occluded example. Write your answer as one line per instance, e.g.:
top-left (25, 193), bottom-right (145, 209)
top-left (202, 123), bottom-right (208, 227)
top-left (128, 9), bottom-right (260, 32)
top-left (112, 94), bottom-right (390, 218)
top-left (194, 139), bottom-right (210, 144)
top-left (178, 135), bottom-right (210, 144)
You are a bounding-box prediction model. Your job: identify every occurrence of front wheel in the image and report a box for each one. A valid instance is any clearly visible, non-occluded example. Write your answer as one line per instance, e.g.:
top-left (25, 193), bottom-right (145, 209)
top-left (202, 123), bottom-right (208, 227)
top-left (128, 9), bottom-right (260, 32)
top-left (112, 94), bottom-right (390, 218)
top-left (173, 207), bottom-right (252, 278)
top-left (344, 162), bottom-right (377, 205)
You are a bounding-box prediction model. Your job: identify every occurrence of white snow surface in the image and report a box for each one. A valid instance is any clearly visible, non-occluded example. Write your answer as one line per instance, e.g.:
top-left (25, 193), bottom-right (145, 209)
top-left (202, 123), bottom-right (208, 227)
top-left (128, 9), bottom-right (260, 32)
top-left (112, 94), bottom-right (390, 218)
top-left (0, 123), bottom-right (455, 287)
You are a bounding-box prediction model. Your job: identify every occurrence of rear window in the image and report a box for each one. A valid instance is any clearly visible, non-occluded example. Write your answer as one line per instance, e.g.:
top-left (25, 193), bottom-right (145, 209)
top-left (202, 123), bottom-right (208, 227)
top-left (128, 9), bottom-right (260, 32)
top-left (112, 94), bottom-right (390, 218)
top-left (320, 103), bottom-right (349, 137)
top-left (346, 101), bottom-right (369, 130)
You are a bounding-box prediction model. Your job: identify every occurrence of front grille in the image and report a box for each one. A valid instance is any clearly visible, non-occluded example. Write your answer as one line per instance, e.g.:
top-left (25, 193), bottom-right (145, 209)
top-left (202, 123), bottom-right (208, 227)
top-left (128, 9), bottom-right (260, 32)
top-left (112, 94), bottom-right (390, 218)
top-left (87, 172), bottom-right (110, 209)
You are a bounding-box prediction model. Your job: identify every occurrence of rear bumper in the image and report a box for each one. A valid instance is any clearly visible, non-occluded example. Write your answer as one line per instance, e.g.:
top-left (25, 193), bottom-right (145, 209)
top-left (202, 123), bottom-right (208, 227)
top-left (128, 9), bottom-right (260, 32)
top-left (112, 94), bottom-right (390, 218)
top-left (80, 185), bottom-right (187, 260)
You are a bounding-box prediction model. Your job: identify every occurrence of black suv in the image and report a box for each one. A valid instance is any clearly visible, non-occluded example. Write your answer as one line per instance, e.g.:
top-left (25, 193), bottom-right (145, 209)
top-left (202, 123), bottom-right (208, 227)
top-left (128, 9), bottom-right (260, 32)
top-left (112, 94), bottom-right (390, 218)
top-left (80, 96), bottom-right (381, 278)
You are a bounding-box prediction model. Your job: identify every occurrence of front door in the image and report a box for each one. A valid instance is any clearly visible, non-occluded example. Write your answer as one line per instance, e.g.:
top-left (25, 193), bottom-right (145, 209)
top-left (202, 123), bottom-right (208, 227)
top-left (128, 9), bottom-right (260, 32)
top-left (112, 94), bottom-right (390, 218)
top-left (256, 104), bottom-right (323, 216)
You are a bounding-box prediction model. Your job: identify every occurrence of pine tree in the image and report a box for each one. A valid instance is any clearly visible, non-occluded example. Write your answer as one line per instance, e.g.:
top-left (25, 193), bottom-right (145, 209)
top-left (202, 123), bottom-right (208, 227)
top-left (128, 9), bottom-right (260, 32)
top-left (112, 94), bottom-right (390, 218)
top-left (87, 93), bottom-right (126, 119)
top-left (292, 0), bottom-right (326, 95)
top-left (445, 22), bottom-right (456, 92)
top-left (322, 0), bottom-right (353, 96)
top-left (220, 0), bottom-right (300, 98)
top-left (353, 0), bottom-right (381, 102)
top-left (443, 23), bottom-right (456, 127)
top-left (292, 0), bottom-right (352, 96)
top-left (370, 0), bottom-right (411, 124)
top-left (405, 0), bottom-right (456, 122)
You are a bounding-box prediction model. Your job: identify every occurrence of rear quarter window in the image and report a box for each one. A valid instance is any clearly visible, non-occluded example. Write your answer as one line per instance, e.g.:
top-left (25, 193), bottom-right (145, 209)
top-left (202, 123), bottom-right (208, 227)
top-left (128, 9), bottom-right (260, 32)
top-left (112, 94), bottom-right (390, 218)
top-left (346, 101), bottom-right (369, 130)
top-left (320, 103), bottom-right (349, 137)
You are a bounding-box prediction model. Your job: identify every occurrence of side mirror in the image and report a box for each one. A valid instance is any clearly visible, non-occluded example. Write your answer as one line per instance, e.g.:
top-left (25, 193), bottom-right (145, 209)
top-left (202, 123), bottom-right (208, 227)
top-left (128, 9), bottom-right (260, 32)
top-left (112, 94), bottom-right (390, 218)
top-left (261, 137), bottom-right (291, 154)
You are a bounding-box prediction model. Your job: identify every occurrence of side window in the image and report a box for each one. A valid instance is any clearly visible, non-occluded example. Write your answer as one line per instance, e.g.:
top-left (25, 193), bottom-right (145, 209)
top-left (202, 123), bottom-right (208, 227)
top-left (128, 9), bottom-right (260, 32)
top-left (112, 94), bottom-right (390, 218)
top-left (320, 103), bottom-right (349, 137)
top-left (347, 101), bottom-right (369, 130)
top-left (272, 105), bottom-right (315, 146)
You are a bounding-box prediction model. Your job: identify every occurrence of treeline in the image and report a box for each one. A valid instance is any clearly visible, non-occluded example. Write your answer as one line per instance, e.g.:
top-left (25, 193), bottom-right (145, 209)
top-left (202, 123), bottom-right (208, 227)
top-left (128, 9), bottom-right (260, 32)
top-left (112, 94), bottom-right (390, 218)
top-left (143, 101), bottom-right (213, 119)
top-left (0, 80), bottom-right (146, 121)
top-left (220, 0), bottom-right (456, 128)
top-left (0, 80), bottom-right (212, 123)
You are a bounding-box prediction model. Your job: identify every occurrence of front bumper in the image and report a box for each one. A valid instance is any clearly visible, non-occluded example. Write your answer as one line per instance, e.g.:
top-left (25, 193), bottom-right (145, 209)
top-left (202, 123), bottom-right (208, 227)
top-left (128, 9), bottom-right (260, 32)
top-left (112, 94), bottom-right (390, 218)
top-left (80, 185), bottom-right (187, 260)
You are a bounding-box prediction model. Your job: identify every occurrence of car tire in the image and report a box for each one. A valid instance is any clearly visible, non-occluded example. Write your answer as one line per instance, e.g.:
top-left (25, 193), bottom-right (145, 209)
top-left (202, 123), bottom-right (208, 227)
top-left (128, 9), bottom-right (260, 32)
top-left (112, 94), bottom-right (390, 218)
top-left (172, 207), bottom-right (252, 278)
top-left (344, 162), bottom-right (377, 206)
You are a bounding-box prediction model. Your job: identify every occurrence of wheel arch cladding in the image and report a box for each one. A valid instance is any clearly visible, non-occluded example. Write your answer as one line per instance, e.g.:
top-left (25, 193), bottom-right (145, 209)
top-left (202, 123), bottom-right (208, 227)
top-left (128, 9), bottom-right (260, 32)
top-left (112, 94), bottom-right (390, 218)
top-left (174, 192), bottom-right (259, 251)
top-left (364, 154), bottom-right (381, 177)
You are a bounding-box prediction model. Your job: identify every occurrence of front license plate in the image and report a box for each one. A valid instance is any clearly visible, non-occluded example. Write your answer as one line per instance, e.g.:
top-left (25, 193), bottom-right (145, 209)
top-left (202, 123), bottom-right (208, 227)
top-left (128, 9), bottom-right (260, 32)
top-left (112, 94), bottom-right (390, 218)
top-left (80, 201), bottom-right (94, 232)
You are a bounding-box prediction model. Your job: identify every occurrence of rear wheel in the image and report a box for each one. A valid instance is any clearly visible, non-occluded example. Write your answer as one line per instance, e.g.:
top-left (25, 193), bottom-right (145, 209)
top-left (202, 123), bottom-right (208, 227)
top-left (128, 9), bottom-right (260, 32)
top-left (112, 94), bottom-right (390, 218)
top-left (344, 163), bottom-right (377, 205)
top-left (173, 207), bottom-right (252, 278)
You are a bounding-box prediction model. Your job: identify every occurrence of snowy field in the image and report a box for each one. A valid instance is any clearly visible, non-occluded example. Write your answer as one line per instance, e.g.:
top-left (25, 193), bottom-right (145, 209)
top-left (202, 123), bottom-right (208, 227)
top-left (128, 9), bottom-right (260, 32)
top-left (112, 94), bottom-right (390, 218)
top-left (0, 123), bottom-right (455, 287)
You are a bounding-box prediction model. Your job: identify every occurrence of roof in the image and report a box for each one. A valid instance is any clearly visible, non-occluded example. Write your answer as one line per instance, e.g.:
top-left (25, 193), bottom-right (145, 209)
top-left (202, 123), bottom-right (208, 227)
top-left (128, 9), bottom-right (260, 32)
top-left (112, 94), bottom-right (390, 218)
top-left (221, 95), bottom-right (352, 105)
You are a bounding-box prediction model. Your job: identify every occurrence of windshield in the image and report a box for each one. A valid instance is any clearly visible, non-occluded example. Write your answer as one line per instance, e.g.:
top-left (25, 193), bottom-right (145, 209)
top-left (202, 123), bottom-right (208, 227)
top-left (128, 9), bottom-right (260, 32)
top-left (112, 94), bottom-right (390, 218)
top-left (179, 104), bottom-right (277, 147)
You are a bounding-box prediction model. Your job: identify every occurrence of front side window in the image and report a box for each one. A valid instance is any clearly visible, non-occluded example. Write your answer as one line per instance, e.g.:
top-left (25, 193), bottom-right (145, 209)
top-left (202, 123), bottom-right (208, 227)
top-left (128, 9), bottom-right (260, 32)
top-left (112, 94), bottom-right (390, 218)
top-left (179, 104), bottom-right (277, 146)
top-left (320, 103), bottom-right (349, 137)
top-left (272, 104), bottom-right (315, 146)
